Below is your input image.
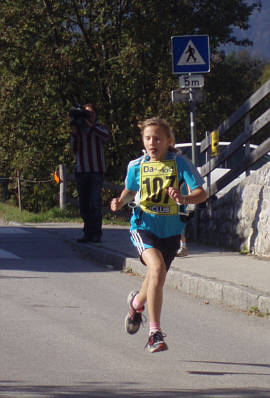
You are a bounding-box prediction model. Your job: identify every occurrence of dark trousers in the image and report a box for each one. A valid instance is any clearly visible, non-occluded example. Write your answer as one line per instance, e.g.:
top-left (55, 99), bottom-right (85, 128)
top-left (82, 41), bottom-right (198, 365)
top-left (75, 172), bottom-right (103, 239)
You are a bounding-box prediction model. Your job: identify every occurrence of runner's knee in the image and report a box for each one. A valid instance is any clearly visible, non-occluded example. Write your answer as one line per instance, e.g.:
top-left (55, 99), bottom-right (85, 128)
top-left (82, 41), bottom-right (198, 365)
top-left (148, 263), bottom-right (166, 286)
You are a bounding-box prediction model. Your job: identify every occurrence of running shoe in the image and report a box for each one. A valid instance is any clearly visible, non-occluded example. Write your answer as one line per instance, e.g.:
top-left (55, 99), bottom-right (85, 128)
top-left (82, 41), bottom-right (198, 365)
top-left (125, 290), bottom-right (145, 334)
top-left (176, 246), bottom-right (188, 257)
top-left (145, 331), bottom-right (168, 353)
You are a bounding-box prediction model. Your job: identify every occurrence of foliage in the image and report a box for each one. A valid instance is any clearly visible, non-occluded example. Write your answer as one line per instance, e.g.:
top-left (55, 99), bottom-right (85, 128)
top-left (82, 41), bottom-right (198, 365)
top-left (249, 306), bottom-right (269, 317)
top-left (0, 0), bottom-right (264, 211)
top-left (260, 63), bottom-right (270, 84)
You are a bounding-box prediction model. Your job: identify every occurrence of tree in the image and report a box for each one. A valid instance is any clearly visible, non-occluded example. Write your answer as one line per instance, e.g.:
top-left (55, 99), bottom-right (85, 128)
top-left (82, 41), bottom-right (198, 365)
top-left (0, 0), bottom-right (263, 210)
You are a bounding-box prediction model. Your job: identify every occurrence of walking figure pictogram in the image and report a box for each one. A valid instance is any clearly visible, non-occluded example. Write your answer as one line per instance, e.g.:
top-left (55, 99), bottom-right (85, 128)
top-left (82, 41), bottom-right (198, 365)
top-left (185, 45), bottom-right (196, 62)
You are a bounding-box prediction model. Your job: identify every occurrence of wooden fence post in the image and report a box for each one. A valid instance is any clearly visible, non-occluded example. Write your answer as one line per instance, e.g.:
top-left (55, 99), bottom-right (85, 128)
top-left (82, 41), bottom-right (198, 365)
top-left (17, 171), bottom-right (22, 212)
top-left (59, 164), bottom-right (66, 210)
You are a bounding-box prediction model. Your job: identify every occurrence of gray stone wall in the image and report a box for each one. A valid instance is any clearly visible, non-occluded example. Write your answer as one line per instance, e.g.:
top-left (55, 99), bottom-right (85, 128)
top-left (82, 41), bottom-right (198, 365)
top-left (188, 163), bottom-right (270, 258)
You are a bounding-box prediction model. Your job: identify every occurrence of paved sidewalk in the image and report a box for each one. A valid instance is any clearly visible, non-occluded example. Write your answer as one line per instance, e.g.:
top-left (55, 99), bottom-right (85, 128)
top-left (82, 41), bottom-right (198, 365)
top-left (33, 222), bottom-right (270, 315)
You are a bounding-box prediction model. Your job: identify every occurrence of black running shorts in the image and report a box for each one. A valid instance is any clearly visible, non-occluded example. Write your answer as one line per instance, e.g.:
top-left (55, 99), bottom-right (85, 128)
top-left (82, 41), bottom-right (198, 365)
top-left (131, 229), bottom-right (180, 271)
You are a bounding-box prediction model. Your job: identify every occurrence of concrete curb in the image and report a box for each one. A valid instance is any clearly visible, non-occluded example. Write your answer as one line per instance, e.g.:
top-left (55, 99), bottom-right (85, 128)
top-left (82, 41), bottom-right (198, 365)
top-left (75, 240), bottom-right (270, 315)
top-left (126, 257), bottom-right (270, 313)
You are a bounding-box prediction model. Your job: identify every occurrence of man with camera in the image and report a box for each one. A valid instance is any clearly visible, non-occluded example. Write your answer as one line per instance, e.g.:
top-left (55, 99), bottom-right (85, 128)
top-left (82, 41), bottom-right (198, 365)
top-left (70, 103), bottom-right (110, 243)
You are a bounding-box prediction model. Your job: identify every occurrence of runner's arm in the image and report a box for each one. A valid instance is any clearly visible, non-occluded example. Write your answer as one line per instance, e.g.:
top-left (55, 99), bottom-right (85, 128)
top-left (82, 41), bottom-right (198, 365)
top-left (166, 186), bottom-right (206, 205)
top-left (110, 189), bottom-right (137, 212)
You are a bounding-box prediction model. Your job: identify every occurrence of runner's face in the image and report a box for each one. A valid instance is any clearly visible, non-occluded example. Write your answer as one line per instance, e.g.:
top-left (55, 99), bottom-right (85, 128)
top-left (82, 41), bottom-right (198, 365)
top-left (142, 126), bottom-right (172, 161)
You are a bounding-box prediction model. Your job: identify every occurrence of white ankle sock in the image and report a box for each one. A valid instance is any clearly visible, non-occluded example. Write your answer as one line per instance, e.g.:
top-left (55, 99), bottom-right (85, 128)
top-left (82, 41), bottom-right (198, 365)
top-left (149, 322), bottom-right (161, 335)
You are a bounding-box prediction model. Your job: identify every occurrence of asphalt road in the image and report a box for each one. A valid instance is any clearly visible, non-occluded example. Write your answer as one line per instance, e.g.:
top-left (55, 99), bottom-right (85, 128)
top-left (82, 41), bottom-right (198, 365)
top-left (1, 225), bottom-right (270, 398)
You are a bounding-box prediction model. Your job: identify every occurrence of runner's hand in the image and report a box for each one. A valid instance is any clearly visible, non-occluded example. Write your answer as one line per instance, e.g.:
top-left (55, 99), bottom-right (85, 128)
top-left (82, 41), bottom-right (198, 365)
top-left (110, 198), bottom-right (123, 212)
top-left (166, 187), bottom-right (184, 204)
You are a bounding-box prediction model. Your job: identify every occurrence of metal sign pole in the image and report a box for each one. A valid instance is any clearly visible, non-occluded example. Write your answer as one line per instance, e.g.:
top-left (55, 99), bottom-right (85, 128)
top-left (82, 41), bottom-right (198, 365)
top-left (171, 35), bottom-right (210, 168)
top-left (189, 87), bottom-right (197, 167)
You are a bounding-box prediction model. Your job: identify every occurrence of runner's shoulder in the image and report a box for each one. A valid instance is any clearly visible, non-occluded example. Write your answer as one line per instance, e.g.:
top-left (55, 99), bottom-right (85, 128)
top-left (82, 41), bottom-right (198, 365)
top-left (127, 155), bottom-right (145, 169)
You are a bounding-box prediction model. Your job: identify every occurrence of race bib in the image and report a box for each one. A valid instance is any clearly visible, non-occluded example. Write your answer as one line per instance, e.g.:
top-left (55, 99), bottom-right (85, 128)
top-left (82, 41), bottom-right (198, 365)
top-left (140, 160), bottom-right (179, 215)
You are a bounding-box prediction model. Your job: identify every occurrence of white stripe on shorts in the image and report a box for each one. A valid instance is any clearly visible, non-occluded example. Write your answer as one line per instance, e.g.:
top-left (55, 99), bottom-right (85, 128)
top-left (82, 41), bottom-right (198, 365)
top-left (131, 230), bottom-right (145, 255)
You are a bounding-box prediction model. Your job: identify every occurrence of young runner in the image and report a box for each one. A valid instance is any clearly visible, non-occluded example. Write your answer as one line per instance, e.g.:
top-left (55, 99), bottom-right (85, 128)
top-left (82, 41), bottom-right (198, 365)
top-left (110, 118), bottom-right (207, 353)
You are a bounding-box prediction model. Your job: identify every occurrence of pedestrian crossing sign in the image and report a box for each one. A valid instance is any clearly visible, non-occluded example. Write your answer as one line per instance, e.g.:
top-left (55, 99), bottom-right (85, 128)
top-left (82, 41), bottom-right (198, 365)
top-left (171, 35), bottom-right (210, 74)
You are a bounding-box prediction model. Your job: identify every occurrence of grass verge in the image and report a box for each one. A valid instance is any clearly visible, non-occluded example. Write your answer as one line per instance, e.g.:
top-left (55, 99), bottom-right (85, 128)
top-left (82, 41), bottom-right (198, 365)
top-left (248, 306), bottom-right (270, 318)
top-left (0, 203), bottom-right (129, 225)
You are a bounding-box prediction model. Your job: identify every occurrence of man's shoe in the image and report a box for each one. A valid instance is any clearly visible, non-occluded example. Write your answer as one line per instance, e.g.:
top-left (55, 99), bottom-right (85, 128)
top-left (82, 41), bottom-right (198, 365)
top-left (77, 236), bottom-right (101, 243)
top-left (176, 246), bottom-right (188, 257)
top-left (145, 331), bottom-right (168, 353)
top-left (77, 236), bottom-right (92, 243)
top-left (125, 291), bottom-right (145, 334)
top-left (90, 236), bottom-right (101, 243)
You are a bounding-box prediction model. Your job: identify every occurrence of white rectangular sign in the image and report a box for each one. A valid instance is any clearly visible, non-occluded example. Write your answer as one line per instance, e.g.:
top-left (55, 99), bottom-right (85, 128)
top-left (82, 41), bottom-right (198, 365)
top-left (179, 74), bottom-right (204, 88)
top-left (171, 90), bottom-right (189, 103)
top-left (171, 89), bottom-right (205, 103)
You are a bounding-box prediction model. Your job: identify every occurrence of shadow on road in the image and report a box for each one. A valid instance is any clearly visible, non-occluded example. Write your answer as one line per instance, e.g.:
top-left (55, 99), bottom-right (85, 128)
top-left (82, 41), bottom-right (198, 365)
top-left (0, 225), bottom-right (134, 273)
top-left (0, 383), bottom-right (270, 398)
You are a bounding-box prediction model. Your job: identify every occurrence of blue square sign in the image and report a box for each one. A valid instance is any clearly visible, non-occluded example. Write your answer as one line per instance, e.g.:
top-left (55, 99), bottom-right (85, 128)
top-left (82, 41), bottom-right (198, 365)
top-left (172, 35), bottom-right (210, 74)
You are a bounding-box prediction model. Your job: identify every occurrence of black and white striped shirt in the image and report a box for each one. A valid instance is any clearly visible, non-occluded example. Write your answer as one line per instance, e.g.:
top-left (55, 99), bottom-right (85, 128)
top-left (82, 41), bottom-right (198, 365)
top-left (71, 123), bottom-right (110, 173)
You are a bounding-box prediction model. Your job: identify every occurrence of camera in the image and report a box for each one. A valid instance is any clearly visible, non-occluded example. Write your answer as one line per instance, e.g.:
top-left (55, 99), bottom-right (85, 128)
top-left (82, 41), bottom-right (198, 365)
top-left (69, 105), bottom-right (91, 128)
